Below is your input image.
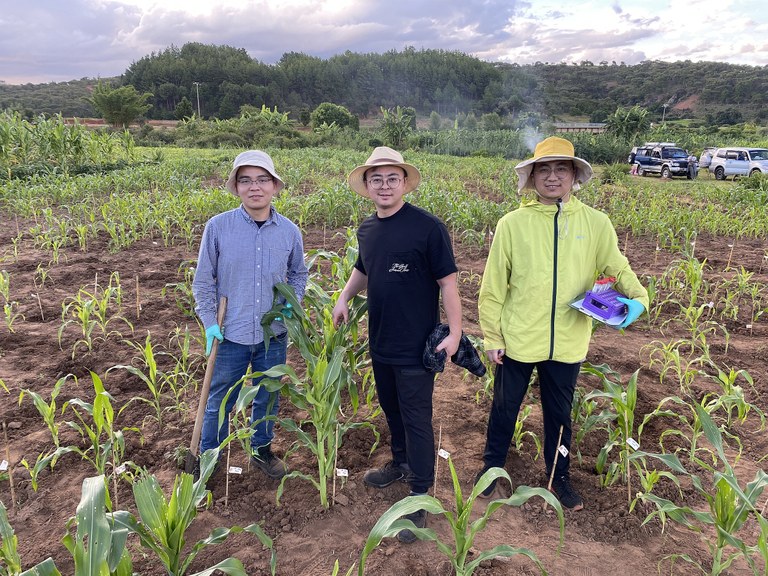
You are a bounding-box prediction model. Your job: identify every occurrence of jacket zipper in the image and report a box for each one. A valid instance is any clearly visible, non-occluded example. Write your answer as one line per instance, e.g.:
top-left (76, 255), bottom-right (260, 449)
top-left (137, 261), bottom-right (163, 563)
top-left (549, 204), bottom-right (560, 360)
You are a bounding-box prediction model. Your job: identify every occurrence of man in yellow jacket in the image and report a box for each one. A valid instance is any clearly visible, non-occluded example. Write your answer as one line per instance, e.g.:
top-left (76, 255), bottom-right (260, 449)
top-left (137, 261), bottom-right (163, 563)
top-left (476, 137), bottom-right (648, 510)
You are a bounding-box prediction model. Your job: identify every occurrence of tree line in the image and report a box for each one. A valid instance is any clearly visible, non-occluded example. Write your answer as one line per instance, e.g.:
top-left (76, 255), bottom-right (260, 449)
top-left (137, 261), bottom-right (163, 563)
top-left (1, 43), bottom-right (766, 125)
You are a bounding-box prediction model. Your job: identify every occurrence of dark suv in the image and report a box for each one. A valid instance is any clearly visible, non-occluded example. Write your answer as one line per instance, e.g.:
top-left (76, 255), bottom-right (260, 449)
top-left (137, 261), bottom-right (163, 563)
top-left (632, 143), bottom-right (691, 178)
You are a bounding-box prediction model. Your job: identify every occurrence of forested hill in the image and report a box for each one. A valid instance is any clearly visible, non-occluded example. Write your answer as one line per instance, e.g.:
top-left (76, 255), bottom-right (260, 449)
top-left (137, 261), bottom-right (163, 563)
top-left (2, 43), bottom-right (766, 124)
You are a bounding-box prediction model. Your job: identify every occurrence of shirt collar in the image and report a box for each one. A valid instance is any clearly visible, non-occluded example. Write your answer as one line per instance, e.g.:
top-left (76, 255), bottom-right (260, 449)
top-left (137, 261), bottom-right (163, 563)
top-left (238, 205), bottom-right (278, 225)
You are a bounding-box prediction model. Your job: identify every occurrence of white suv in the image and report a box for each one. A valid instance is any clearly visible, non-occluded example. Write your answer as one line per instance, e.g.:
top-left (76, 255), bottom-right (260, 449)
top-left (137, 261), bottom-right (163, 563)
top-left (709, 147), bottom-right (768, 180)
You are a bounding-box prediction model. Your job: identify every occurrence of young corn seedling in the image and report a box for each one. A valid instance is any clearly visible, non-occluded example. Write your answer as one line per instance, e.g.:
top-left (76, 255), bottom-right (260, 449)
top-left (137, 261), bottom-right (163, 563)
top-left (64, 371), bottom-right (139, 478)
top-left (358, 460), bottom-right (564, 576)
top-left (512, 404), bottom-right (541, 459)
top-left (109, 448), bottom-right (277, 576)
top-left (0, 500), bottom-right (22, 574)
top-left (109, 332), bottom-right (168, 428)
top-left (638, 405), bottom-right (768, 576)
top-left (19, 373), bottom-right (73, 448)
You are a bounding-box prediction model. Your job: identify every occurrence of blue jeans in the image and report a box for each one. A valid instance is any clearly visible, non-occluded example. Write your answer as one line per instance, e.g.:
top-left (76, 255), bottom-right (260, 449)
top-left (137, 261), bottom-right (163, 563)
top-left (200, 334), bottom-right (287, 453)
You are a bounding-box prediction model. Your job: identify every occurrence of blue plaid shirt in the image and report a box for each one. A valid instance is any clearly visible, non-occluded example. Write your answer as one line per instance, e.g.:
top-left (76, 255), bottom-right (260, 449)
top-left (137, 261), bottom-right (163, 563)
top-left (193, 206), bottom-right (308, 345)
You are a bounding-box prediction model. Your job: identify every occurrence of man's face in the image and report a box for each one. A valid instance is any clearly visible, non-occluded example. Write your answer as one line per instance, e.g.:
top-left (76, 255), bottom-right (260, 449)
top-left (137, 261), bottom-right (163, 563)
top-left (364, 166), bottom-right (407, 214)
top-left (235, 166), bottom-right (277, 215)
top-left (532, 160), bottom-right (575, 204)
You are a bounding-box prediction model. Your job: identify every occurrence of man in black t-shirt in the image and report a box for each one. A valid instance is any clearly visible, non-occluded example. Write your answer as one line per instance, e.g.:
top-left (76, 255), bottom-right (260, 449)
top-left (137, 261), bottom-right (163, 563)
top-left (332, 146), bottom-right (462, 544)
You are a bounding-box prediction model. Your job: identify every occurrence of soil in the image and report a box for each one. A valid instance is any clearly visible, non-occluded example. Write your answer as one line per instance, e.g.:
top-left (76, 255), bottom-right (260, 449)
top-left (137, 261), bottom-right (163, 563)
top-left (1, 216), bottom-right (767, 576)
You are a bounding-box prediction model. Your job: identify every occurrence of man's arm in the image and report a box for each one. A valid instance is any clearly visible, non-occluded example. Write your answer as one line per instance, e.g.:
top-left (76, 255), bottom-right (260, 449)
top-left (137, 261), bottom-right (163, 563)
top-left (436, 272), bottom-right (461, 357)
top-left (332, 268), bottom-right (368, 327)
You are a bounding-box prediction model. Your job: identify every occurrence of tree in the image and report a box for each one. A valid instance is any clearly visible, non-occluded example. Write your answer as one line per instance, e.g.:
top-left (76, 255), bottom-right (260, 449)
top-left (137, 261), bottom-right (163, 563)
top-left (429, 110), bottom-right (442, 130)
top-left (87, 81), bottom-right (153, 128)
top-left (379, 106), bottom-right (414, 148)
top-left (310, 102), bottom-right (358, 130)
top-left (175, 96), bottom-right (194, 120)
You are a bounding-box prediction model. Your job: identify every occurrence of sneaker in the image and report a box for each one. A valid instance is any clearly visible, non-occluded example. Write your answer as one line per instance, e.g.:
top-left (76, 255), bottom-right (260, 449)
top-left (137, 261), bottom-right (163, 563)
top-left (251, 445), bottom-right (288, 479)
top-left (551, 474), bottom-right (584, 510)
top-left (397, 509), bottom-right (427, 544)
top-left (363, 461), bottom-right (410, 489)
top-left (474, 467), bottom-right (498, 499)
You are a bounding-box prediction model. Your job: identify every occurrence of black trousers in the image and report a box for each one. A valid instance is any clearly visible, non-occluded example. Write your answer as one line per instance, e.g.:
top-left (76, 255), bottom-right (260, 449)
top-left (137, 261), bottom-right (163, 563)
top-left (372, 361), bottom-right (435, 493)
top-left (482, 356), bottom-right (580, 477)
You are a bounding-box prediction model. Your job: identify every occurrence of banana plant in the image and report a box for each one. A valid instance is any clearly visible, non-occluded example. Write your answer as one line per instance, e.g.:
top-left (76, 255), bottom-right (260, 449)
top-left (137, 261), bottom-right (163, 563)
top-left (358, 460), bottom-right (564, 576)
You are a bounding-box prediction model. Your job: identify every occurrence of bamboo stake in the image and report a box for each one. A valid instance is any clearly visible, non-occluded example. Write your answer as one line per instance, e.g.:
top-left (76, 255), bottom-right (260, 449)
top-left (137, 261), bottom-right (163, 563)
top-left (3, 422), bottom-right (16, 511)
top-left (35, 293), bottom-right (45, 321)
top-left (625, 418), bottom-right (632, 507)
top-left (332, 423), bottom-right (340, 506)
top-left (544, 425), bottom-right (565, 510)
top-left (725, 241), bottom-right (735, 271)
top-left (433, 422), bottom-right (443, 501)
top-left (623, 231), bottom-right (630, 256)
top-left (224, 425), bottom-right (231, 509)
top-left (135, 275), bottom-right (141, 320)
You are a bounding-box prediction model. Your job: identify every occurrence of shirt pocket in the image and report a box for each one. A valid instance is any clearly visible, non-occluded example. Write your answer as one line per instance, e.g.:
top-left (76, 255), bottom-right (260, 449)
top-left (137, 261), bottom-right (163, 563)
top-left (385, 250), bottom-right (418, 283)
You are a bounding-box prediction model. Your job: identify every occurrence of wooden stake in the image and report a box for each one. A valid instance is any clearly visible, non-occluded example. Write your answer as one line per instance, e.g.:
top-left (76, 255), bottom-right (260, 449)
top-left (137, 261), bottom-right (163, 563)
top-left (625, 419), bottom-right (632, 507)
top-left (433, 422), bottom-right (443, 501)
top-left (623, 231), bottom-right (629, 255)
top-left (725, 241), bottom-right (735, 271)
top-left (544, 425), bottom-right (565, 509)
top-left (3, 422), bottom-right (16, 511)
top-left (35, 293), bottom-right (45, 321)
top-left (224, 422), bottom-right (231, 509)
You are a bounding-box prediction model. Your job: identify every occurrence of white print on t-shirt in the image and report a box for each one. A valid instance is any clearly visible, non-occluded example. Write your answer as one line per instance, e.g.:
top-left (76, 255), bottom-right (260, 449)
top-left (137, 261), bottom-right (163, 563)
top-left (389, 263), bottom-right (410, 273)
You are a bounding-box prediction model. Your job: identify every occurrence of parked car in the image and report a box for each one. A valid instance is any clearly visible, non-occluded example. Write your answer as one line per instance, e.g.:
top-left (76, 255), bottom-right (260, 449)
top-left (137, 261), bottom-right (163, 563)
top-left (632, 142), bottom-right (691, 178)
top-left (708, 147), bottom-right (768, 180)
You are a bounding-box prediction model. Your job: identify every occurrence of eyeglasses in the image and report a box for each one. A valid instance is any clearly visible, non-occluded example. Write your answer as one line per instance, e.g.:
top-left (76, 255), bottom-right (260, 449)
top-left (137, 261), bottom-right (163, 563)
top-left (237, 176), bottom-right (273, 186)
top-left (366, 176), bottom-right (403, 189)
top-left (534, 164), bottom-right (573, 179)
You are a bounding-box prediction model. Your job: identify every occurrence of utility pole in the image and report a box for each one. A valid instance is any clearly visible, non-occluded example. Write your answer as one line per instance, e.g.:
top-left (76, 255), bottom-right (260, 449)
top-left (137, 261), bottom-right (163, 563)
top-left (193, 82), bottom-right (201, 118)
top-left (662, 103), bottom-right (668, 124)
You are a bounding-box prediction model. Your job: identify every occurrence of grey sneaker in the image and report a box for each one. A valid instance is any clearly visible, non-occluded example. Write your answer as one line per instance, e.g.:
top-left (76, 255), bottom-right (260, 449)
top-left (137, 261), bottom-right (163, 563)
top-left (551, 474), bottom-right (584, 510)
top-left (363, 461), bottom-right (410, 488)
top-left (251, 445), bottom-right (287, 479)
top-left (397, 509), bottom-right (427, 544)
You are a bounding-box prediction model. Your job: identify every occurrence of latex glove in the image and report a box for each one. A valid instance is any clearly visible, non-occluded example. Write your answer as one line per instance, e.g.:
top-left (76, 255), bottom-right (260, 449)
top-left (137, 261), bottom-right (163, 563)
top-left (616, 297), bottom-right (645, 329)
top-left (204, 324), bottom-right (224, 355)
top-left (276, 302), bottom-right (293, 321)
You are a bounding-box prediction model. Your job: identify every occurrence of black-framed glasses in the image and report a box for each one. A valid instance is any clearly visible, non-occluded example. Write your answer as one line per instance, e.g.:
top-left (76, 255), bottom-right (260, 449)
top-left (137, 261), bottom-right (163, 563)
top-left (237, 176), bottom-right (273, 186)
top-left (366, 176), bottom-right (403, 189)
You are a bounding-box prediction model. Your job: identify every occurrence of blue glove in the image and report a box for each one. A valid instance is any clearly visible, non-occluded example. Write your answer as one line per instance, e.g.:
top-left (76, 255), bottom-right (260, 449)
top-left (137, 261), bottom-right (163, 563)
top-left (204, 324), bottom-right (224, 355)
top-left (276, 302), bottom-right (293, 321)
top-left (616, 297), bottom-right (645, 329)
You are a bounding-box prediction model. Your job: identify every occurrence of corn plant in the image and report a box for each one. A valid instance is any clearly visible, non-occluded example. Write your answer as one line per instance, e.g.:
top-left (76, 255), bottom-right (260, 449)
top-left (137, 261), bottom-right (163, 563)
top-left (512, 405), bottom-right (541, 459)
top-left (19, 373), bottom-right (73, 447)
top-left (61, 476), bottom-right (133, 576)
top-left (570, 383), bottom-right (614, 467)
top-left (627, 451), bottom-right (684, 514)
top-left (639, 405), bottom-right (768, 575)
top-left (109, 332), bottom-right (168, 427)
top-left (109, 448), bottom-right (276, 576)
top-left (64, 371), bottom-right (138, 477)
top-left (358, 461), bottom-right (564, 576)
top-left (705, 366), bottom-right (764, 429)
top-left (0, 500), bottom-right (22, 575)
top-left (237, 282), bottom-right (376, 509)
top-left (20, 449), bottom-right (72, 492)
top-left (161, 261), bottom-right (198, 318)
top-left (581, 364), bottom-right (639, 490)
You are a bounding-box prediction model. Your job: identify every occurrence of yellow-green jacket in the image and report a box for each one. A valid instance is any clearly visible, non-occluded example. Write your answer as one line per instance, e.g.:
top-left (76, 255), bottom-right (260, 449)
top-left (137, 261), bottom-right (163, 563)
top-left (479, 196), bottom-right (649, 363)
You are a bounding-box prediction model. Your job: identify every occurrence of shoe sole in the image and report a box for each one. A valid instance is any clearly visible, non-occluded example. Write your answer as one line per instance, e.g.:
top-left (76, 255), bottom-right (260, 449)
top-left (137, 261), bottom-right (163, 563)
top-left (549, 487), bottom-right (584, 511)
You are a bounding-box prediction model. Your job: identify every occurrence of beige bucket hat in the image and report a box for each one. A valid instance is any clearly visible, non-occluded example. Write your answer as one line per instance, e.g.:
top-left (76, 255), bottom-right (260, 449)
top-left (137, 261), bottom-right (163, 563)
top-left (348, 146), bottom-right (421, 197)
top-left (225, 150), bottom-right (285, 195)
top-left (515, 137), bottom-right (593, 191)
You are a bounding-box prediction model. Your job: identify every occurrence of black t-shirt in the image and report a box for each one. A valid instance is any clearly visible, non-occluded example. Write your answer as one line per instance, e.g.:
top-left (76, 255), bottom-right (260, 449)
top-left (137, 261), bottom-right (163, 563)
top-left (355, 203), bottom-right (457, 364)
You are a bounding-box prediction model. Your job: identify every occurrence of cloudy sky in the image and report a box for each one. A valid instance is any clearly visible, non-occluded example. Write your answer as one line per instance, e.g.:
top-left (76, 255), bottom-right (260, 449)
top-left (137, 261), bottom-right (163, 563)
top-left (1, 0), bottom-right (765, 84)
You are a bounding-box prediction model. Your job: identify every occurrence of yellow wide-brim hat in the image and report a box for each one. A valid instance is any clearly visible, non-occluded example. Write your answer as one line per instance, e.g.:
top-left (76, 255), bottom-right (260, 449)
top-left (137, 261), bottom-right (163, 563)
top-left (348, 146), bottom-right (421, 197)
top-left (515, 137), bottom-right (593, 191)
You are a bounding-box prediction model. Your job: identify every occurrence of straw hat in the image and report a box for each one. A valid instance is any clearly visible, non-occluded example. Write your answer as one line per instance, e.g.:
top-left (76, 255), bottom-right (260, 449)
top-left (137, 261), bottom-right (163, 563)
top-left (515, 137), bottom-right (593, 191)
top-left (225, 150), bottom-right (285, 195)
top-left (348, 146), bottom-right (421, 197)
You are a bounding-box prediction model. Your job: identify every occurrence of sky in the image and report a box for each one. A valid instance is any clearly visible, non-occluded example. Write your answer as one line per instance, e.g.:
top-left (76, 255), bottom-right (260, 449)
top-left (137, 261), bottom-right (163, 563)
top-left (1, 0), bottom-right (766, 85)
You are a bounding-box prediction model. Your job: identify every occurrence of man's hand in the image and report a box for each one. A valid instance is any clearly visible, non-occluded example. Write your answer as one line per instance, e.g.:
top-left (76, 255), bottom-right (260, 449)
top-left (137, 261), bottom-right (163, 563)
top-left (435, 332), bottom-right (461, 358)
top-left (205, 324), bottom-right (224, 355)
top-left (486, 349), bottom-right (504, 365)
top-left (331, 300), bottom-right (349, 329)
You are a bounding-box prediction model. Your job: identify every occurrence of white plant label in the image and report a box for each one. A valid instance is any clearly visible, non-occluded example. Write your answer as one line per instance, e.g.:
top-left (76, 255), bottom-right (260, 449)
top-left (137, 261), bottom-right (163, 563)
top-left (115, 463), bottom-right (126, 475)
top-left (558, 445), bottom-right (569, 457)
top-left (228, 466), bottom-right (242, 475)
top-left (0, 460), bottom-right (7, 471)
top-left (627, 438), bottom-right (640, 451)
top-left (336, 468), bottom-right (349, 477)
top-left (438, 448), bottom-right (451, 460)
